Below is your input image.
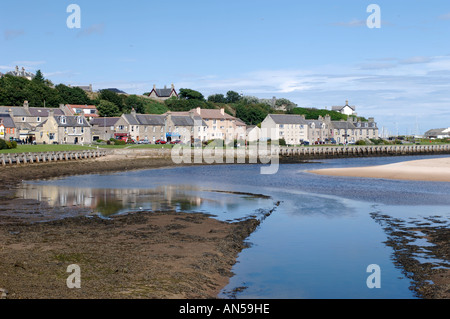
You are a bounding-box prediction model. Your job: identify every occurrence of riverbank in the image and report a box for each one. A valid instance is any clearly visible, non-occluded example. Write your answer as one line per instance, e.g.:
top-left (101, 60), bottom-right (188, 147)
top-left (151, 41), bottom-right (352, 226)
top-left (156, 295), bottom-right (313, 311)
top-left (308, 157), bottom-right (450, 182)
top-left (0, 152), bottom-right (449, 299)
top-left (0, 154), bottom-right (266, 299)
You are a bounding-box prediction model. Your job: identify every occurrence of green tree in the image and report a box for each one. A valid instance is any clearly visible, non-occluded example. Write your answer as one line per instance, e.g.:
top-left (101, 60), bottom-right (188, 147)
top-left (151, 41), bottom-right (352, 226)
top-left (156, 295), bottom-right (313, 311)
top-left (55, 84), bottom-right (91, 105)
top-left (179, 88), bottom-right (205, 101)
top-left (226, 91), bottom-right (241, 103)
top-left (275, 98), bottom-right (297, 111)
top-left (98, 89), bottom-right (125, 111)
top-left (124, 95), bottom-right (146, 114)
top-left (207, 94), bottom-right (226, 103)
top-left (33, 70), bottom-right (45, 84)
top-left (97, 100), bottom-right (120, 117)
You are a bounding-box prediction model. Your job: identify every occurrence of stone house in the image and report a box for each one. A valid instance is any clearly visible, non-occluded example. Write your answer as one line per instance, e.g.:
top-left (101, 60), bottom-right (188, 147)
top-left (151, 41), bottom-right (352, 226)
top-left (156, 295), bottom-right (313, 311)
top-left (35, 112), bottom-right (91, 145)
top-left (0, 113), bottom-right (18, 141)
top-left (332, 100), bottom-right (356, 116)
top-left (0, 101), bottom-right (65, 142)
top-left (165, 111), bottom-right (208, 144)
top-left (261, 114), bottom-right (309, 145)
top-left (147, 84), bottom-right (178, 101)
top-left (190, 107), bottom-right (245, 143)
top-left (89, 117), bottom-right (120, 141)
top-left (61, 104), bottom-right (99, 121)
top-left (135, 113), bottom-right (166, 143)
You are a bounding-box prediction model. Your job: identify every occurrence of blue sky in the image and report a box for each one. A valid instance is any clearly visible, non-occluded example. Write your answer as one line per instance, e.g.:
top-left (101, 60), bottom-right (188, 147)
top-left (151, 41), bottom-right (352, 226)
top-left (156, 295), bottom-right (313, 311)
top-left (1, 0), bottom-right (450, 135)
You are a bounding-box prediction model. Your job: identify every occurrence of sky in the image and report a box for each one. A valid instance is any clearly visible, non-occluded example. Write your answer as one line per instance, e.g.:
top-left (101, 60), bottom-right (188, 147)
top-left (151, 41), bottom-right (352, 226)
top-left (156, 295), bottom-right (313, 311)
top-left (1, 0), bottom-right (449, 135)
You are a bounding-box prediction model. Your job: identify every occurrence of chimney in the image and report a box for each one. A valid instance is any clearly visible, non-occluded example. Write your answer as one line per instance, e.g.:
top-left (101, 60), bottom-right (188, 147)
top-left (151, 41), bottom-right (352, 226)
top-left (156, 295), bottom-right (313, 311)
top-left (48, 109), bottom-right (54, 118)
top-left (189, 110), bottom-right (195, 119)
top-left (324, 114), bottom-right (331, 123)
top-left (171, 83), bottom-right (175, 90)
top-left (220, 108), bottom-right (225, 116)
top-left (131, 108), bottom-right (137, 117)
top-left (196, 107), bottom-right (201, 115)
top-left (153, 84), bottom-right (156, 90)
top-left (368, 117), bottom-right (374, 123)
top-left (23, 100), bottom-right (29, 110)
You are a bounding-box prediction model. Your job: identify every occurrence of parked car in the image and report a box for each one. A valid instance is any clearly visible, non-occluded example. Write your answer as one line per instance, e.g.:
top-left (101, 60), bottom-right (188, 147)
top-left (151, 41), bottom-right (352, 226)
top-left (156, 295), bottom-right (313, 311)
top-left (301, 141), bottom-right (310, 146)
top-left (138, 139), bottom-right (150, 144)
top-left (170, 140), bottom-right (182, 144)
top-left (155, 139), bottom-right (167, 144)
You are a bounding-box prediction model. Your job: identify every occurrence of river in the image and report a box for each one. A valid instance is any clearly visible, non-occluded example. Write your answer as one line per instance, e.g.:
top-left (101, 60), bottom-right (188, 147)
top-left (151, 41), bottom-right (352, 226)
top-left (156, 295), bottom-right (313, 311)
top-left (16, 154), bottom-right (450, 299)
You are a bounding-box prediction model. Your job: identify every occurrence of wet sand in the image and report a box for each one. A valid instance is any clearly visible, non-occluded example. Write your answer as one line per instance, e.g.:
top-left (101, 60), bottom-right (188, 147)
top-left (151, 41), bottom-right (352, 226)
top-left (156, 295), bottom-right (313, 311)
top-left (1, 151), bottom-right (449, 299)
top-left (0, 153), bottom-right (267, 299)
top-left (309, 157), bottom-right (450, 182)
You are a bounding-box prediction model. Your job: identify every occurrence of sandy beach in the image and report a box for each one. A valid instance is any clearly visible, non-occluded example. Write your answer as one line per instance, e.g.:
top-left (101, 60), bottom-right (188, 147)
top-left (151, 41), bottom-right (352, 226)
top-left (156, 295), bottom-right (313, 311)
top-left (309, 157), bottom-right (450, 182)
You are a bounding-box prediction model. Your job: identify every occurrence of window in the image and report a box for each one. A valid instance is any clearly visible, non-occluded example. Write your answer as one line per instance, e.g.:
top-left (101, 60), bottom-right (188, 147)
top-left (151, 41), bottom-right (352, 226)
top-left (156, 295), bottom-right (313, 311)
top-left (153, 127), bottom-right (156, 133)
top-left (61, 116), bottom-right (66, 124)
top-left (119, 125), bottom-right (124, 130)
top-left (77, 117), bottom-right (83, 125)
top-left (49, 133), bottom-right (55, 140)
top-left (37, 117), bottom-right (41, 122)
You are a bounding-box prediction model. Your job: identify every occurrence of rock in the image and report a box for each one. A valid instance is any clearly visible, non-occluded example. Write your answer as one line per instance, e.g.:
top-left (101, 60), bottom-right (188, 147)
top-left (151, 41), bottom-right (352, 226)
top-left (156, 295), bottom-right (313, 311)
top-left (0, 288), bottom-right (8, 299)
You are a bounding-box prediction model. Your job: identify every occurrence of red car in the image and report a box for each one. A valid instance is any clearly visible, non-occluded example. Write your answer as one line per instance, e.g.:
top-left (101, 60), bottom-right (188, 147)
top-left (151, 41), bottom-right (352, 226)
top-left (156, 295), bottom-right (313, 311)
top-left (155, 139), bottom-right (167, 144)
top-left (170, 140), bottom-right (182, 144)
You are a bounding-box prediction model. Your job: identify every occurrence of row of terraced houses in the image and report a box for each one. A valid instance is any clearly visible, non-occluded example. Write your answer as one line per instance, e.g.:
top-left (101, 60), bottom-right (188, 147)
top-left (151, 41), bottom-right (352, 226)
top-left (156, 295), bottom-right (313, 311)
top-left (0, 100), bottom-right (379, 146)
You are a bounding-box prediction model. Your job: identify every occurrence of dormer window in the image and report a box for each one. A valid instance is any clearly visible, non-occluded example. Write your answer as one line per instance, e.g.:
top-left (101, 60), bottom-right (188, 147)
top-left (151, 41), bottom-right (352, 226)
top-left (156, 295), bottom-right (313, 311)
top-left (77, 116), bottom-right (83, 125)
top-left (60, 116), bottom-right (67, 124)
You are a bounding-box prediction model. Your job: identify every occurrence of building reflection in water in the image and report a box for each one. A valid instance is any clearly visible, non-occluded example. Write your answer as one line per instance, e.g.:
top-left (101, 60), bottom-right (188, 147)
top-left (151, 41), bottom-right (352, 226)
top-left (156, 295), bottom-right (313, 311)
top-left (16, 184), bottom-right (206, 217)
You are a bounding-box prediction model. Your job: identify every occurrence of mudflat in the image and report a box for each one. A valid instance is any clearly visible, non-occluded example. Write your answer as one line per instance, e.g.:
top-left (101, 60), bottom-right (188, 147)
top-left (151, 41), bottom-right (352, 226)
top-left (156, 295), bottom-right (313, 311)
top-left (0, 154), bottom-right (261, 299)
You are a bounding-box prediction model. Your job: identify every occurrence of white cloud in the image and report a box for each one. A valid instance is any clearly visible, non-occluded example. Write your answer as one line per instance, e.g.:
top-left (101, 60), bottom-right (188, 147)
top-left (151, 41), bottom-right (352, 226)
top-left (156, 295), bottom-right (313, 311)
top-left (172, 55), bottom-right (450, 134)
top-left (438, 12), bottom-right (450, 20)
top-left (77, 24), bottom-right (105, 38)
top-left (4, 29), bottom-right (24, 40)
top-left (332, 19), bottom-right (367, 27)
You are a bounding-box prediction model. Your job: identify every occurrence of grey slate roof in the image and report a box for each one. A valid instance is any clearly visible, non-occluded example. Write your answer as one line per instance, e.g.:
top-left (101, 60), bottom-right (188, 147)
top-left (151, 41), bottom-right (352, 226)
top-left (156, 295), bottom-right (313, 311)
top-left (136, 114), bottom-right (166, 126)
top-left (425, 128), bottom-right (450, 137)
top-left (0, 106), bottom-right (64, 117)
top-left (171, 116), bottom-right (199, 126)
top-left (0, 106), bottom-right (30, 117)
top-left (122, 113), bottom-right (140, 125)
top-left (28, 108), bottom-right (64, 117)
top-left (331, 121), bottom-right (356, 130)
top-left (53, 116), bottom-right (90, 127)
top-left (154, 88), bottom-right (174, 97)
top-left (268, 114), bottom-right (308, 125)
top-left (89, 117), bottom-right (120, 127)
top-left (332, 105), bottom-right (356, 111)
top-left (0, 113), bottom-right (16, 128)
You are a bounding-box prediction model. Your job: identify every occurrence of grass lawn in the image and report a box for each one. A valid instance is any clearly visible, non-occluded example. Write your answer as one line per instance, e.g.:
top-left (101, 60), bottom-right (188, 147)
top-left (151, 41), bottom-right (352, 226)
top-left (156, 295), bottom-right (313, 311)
top-left (0, 143), bottom-right (174, 154)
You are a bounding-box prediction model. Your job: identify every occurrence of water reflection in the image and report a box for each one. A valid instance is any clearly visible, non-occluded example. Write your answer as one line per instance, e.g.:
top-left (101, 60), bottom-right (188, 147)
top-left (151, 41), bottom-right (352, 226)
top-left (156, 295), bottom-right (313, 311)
top-left (16, 183), bottom-right (275, 221)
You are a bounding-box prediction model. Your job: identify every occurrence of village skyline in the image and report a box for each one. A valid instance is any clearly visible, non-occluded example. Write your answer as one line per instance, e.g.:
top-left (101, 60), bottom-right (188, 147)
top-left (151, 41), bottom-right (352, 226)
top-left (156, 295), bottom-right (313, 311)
top-left (1, 1), bottom-right (450, 135)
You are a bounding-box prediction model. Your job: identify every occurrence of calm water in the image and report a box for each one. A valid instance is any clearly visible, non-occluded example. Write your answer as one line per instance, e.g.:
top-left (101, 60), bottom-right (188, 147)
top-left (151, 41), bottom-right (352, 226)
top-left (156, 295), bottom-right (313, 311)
top-left (17, 155), bottom-right (450, 299)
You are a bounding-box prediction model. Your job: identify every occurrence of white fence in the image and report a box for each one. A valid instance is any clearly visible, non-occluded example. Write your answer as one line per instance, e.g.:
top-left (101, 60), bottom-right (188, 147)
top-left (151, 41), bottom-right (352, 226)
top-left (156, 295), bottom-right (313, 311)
top-left (1, 150), bottom-right (108, 166)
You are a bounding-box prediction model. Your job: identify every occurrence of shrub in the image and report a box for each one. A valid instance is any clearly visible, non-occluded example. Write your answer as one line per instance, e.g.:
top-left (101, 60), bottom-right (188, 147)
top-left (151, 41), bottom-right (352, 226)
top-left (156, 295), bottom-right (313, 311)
top-left (0, 139), bottom-right (17, 150)
top-left (355, 140), bottom-right (367, 145)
